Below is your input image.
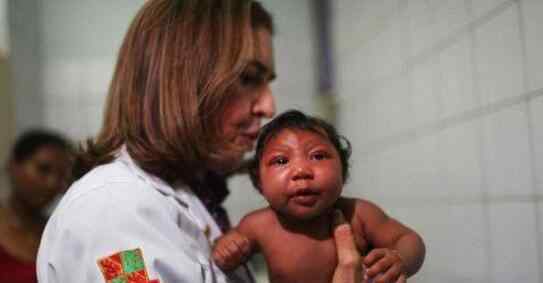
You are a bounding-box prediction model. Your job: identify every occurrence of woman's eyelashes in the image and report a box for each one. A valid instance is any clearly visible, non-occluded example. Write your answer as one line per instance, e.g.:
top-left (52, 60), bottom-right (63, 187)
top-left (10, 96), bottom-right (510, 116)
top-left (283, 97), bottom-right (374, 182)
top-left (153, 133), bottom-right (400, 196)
top-left (240, 67), bottom-right (265, 88)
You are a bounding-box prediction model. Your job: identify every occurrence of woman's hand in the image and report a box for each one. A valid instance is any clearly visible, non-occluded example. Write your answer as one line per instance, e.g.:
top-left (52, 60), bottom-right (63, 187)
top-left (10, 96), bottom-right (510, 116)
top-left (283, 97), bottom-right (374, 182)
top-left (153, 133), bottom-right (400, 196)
top-left (364, 248), bottom-right (407, 283)
top-left (332, 210), bottom-right (364, 283)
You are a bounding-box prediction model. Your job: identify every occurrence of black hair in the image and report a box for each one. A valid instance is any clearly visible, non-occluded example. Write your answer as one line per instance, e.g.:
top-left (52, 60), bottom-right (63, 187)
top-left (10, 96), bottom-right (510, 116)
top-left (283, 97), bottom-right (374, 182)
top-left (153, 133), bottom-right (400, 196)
top-left (11, 129), bottom-right (72, 163)
top-left (249, 110), bottom-right (351, 190)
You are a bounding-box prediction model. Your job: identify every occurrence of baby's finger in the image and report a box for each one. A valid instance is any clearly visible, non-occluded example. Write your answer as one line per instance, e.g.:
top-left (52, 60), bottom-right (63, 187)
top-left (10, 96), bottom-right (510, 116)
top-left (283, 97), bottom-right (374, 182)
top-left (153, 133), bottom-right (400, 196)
top-left (366, 256), bottom-right (395, 278)
top-left (235, 236), bottom-right (251, 255)
top-left (373, 263), bottom-right (402, 283)
top-left (364, 249), bottom-right (386, 267)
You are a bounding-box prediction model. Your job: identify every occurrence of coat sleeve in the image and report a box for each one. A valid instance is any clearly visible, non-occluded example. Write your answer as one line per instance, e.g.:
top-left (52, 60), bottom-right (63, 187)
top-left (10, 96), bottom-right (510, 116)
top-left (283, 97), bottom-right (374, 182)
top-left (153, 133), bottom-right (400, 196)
top-left (37, 180), bottom-right (227, 283)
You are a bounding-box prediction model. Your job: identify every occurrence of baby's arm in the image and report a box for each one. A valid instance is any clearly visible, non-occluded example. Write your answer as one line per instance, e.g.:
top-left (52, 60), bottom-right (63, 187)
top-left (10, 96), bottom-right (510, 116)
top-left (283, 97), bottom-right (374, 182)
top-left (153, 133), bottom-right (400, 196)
top-left (353, 199), bottom-right (425, 282)
top-left (212, 213), bottom-right (259, 272)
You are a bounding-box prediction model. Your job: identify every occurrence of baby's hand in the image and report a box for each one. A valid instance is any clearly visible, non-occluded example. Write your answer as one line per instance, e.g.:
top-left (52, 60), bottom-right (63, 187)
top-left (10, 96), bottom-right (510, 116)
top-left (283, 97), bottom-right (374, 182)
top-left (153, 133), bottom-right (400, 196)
top-left (212, 230), bottom-right (251, 271)
top-left (363, 248), bottom-right (406, 283)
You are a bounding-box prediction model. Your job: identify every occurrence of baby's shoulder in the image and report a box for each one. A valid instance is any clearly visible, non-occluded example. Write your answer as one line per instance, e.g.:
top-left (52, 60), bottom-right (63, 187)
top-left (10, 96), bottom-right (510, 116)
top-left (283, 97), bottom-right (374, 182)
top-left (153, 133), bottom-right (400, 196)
top-left (236, 208), bottom-right (278, 243)
top-left (240, 207), bottom-right (277, 228)
top-left (337, 197), bottom-right (385, 226)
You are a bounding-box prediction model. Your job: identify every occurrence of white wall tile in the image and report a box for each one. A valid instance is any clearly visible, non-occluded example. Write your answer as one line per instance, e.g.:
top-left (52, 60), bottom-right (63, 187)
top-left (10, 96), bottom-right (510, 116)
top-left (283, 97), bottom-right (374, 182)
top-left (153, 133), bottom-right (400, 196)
top-left (40, 0), bottom-right (142, 59)
top-left (337, 44), bottom-right (374, 104)
top-left (391, 204), bottom-right (488, 283)
top-left (444, 203), bottom-right (488, 282)
top-left (408, 57), bottom-right (441, 127)
top-left (521, 0), bottom-right (543, 92)
top-left (362, 23), bottom-right (405, 85)
top-left (339, 94), bottom-right (371, 148)
top-left (366, 77), bottom-right (412, 140)
top-left (531, 95), bottom-right (543, 195)
top-left (344, 153), bottom-right (380, 200)
top-left (438, 120), bottom-right (483, 199)
top-left (439, 36), bottom-right (477, 118)
top-left (373, 134), bottom-right (439, 199)
top-left (471, 0), bottom-right (510, 20)
top-left (433, 0), bottom-right (470, 42)
top-left (407, 0), bottom-right (437, 58)
top-left (225, 174), bottom-right (268, 224)
top-left (377, 142), bottom-right (414, 199)
top-left (538, 204), bottom-right (543, 276)
top-left (409, 135), bottom-right (441, 198)
top-left (474, 5), bottom-right (524, 106)
top-left (407, 0), bottom-right (470, 59)
top-left (482, 104), bottom-right (533, 197)
top-left (488, 202), bottom-right (540, 283)
top-left (333, 0), bottom-right (401, 58)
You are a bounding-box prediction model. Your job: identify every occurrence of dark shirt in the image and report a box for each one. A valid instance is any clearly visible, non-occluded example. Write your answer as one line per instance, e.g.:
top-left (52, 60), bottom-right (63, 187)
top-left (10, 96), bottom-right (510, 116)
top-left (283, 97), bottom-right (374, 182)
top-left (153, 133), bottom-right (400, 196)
top-left (0, 246), bottom-right (37, 283)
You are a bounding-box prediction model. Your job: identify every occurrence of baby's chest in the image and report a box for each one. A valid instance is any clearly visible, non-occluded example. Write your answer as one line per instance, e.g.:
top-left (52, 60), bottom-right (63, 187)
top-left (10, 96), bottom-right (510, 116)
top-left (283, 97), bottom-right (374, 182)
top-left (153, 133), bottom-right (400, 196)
top-left (261, 236), bottom-right (338, 283)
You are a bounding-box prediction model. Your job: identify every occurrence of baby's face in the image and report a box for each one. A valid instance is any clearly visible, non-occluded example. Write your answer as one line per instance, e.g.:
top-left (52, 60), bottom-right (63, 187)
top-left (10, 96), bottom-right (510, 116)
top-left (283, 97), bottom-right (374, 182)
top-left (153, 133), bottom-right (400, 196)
top-left (258, 128), bottom-right (343, 220)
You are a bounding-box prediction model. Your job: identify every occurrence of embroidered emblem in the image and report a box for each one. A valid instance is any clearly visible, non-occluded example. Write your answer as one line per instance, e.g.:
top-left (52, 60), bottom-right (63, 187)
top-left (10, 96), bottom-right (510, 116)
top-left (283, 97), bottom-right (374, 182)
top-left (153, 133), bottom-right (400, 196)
top-left (97, 248), bottom-right (160, 283)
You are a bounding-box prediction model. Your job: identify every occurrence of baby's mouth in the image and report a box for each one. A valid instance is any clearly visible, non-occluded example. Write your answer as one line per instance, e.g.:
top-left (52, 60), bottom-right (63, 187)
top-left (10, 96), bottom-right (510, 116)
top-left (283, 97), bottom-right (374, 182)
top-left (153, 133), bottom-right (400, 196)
top-left (291, 188), bottom-right (320, 206)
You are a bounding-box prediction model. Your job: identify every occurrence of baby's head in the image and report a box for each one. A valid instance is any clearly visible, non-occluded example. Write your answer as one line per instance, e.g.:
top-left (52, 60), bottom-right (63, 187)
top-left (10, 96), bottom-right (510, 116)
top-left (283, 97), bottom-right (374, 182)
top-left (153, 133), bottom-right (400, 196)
top-left (249, 110), bottom-right (351, 220)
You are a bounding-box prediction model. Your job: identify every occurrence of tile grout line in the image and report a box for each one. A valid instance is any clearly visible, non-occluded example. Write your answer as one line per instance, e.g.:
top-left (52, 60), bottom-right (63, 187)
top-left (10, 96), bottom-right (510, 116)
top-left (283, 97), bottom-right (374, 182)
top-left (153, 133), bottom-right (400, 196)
top-left (466, 0), bottom-right (494, 281)
top-left (516, 0), bottom-right (543, 281)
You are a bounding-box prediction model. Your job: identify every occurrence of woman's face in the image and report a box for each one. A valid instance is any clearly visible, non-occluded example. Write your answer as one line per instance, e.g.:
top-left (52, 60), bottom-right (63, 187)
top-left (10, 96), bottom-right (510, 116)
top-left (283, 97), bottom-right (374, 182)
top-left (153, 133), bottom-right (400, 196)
top-left (219, 28), bottom-right (276, 168)
top-left (9, 145), bottom-right (72, 210)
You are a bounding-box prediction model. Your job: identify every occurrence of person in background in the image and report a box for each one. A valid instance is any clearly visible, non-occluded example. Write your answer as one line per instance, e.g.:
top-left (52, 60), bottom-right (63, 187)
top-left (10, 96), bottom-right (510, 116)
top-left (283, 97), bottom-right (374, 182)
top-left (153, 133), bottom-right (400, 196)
top-left (0, 130), bottom-right (72, 283)
top-left (37, 0), bottom-right (369, 282)
top-left (213, 110), bottom-right (426, 283)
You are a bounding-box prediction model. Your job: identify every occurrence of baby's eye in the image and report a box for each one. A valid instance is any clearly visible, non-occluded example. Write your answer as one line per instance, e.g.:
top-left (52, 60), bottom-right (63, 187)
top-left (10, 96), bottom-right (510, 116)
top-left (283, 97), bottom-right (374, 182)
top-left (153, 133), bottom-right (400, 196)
top-left (269, 156), bottom-right (288, 166)
top-left (311, 151), bottom-right (330, 161)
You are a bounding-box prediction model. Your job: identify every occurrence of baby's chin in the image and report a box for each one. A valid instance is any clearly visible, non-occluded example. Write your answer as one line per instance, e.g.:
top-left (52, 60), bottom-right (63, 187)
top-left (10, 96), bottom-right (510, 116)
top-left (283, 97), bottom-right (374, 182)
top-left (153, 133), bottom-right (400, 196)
top-left (275, 207), bottom-right (331, 223)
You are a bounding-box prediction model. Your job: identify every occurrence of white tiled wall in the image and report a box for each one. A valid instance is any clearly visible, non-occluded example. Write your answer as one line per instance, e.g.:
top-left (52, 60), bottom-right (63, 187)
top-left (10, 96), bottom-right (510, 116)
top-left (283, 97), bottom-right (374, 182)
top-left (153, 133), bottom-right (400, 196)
top-left (334, 0), bottom-right (542, 282)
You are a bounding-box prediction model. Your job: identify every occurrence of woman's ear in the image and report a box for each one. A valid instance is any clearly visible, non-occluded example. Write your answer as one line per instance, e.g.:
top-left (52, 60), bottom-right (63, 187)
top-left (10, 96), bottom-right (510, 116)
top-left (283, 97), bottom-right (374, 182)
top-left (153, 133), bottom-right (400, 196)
top-left (6, 158), bottom-right (15, 175)
top-left (6, 157), bottom-right (23, 178)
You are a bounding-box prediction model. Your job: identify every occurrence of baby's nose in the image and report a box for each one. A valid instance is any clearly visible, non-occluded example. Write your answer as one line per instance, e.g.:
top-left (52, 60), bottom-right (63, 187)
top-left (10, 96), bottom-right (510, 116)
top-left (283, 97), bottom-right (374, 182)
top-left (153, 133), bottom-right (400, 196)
top-left (292, 165), bottom-right (314, 181)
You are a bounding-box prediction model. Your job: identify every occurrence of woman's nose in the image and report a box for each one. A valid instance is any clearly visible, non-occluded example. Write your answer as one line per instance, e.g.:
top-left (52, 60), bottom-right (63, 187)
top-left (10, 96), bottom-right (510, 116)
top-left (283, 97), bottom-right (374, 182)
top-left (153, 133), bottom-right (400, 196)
top-left (252, 86), bottom-right (275, 118)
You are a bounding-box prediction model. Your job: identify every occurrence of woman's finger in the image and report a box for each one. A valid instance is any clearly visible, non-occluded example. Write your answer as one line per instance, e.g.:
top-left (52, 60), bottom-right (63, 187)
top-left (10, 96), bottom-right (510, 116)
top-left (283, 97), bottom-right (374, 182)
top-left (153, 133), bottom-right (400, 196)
top-left (333, 210), bottom-right (361, 266)
top-left (332, 210), bottom-right (363, 283)
top-left (395, 274), bottom-right (407, 283)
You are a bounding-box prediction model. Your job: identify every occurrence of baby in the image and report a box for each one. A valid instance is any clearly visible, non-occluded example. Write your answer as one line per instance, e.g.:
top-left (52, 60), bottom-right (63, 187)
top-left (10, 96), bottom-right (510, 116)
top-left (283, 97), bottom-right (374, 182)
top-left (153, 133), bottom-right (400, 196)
top-left (213, 110), bottom-right (425, 283)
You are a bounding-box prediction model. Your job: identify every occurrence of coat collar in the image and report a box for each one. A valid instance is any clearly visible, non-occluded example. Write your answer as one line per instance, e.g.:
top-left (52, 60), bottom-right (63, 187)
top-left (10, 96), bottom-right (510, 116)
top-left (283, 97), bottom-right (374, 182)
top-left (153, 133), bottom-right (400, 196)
top-left (116, 146), bottom-right (190, 208)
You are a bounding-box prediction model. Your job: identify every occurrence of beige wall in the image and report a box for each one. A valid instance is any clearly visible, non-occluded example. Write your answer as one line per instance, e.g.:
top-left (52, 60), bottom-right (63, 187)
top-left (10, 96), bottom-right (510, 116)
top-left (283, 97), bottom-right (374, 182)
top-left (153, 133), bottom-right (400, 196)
top-left (0, 54), bottom-right (14, 199)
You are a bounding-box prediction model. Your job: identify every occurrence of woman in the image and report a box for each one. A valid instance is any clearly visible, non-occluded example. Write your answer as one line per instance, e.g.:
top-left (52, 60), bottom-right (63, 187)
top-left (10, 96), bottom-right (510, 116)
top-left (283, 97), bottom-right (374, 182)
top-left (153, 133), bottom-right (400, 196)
top-left (37, 1), bottom-right (366, 282)
top-left (0, 130), bottom-right (72, 283)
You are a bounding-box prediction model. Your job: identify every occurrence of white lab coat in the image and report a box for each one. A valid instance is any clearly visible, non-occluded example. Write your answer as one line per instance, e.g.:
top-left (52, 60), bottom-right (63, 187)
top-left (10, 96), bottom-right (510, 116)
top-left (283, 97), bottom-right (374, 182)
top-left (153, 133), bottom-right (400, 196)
top-left (37, 148), bottom-right (253, 283)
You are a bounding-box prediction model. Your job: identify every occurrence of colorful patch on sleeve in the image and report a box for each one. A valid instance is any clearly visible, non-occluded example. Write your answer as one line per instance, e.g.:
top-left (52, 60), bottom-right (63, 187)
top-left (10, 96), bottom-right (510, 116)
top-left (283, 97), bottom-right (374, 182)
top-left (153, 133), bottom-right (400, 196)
top-left (97, 248), bottom-right (160, 283)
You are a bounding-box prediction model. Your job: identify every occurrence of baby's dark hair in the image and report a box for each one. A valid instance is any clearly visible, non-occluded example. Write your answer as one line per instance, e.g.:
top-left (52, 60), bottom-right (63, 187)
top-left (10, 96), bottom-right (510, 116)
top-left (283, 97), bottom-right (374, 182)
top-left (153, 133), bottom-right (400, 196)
top-left (11, 129), bottom-right (72, 163)
top-left (249, 110), bottom-right (351, 190)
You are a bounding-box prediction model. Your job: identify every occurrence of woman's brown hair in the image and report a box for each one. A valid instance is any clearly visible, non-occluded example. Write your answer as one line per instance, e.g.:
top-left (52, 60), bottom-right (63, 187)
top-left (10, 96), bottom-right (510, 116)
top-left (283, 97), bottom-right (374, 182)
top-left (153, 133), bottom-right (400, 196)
top-left (75, 0), bottom-right (273, 183)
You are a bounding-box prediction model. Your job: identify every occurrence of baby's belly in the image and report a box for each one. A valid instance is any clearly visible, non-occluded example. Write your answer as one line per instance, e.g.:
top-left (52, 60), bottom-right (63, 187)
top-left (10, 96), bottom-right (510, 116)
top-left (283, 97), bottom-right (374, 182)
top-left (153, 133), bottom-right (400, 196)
top-left (263, 240), bottom-right (338, 283)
